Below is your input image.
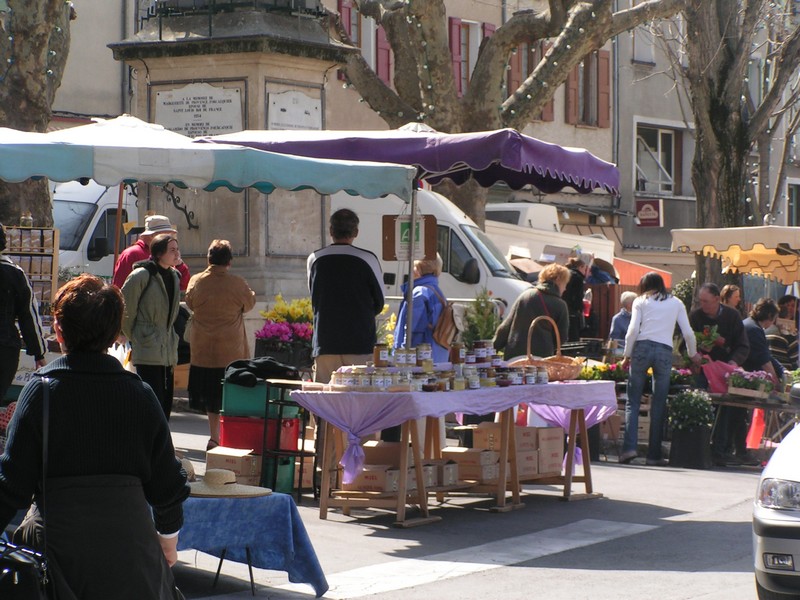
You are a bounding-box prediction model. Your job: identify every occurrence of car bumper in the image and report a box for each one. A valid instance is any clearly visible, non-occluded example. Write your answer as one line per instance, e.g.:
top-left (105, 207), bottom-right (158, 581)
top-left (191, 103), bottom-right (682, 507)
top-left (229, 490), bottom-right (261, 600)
top-left (753, 506), bottom-right (800, 594)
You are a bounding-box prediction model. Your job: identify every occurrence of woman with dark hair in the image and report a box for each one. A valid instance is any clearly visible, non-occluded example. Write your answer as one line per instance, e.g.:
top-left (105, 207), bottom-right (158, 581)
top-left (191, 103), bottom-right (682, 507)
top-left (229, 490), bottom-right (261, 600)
top-left (562, 255), bottom-right (592, 342)
top-left (619, 272), bottom-right (701, 466)
top-left (186, 239), bottom-right (256, 450)
top-left (0, 274), bottom-right (188, 599)
top-left (121, 233), bottom-right (182, 420)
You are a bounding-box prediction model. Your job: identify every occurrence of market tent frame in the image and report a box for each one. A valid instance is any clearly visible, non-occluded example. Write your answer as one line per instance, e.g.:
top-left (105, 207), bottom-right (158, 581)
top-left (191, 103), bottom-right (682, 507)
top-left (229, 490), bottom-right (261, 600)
top-left (671, 225), bottom-right (800, 284)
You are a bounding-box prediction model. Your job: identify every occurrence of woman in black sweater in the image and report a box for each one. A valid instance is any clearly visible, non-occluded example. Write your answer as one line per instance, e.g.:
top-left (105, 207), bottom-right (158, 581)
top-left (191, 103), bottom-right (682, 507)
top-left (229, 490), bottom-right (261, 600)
top-left (0, 274), bottom-right (188, 599)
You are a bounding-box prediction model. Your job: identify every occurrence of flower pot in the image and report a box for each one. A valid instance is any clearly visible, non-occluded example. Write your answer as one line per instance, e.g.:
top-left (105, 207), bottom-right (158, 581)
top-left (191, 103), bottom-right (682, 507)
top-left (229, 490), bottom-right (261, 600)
top-left (668, 426), bottom-right (713, 469)
top-left (254, 339), bottom-right (313, 369)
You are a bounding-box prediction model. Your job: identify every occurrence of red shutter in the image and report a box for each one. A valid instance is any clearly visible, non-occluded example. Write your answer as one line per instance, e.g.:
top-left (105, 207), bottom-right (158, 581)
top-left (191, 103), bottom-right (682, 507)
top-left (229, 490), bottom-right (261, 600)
top-left (449, 17), bottom-right (462, 96)
top-left (339, 0), bottom-right (352, 36)
top-left (376, 26), bottom-right (392, 86)
top-left (508, 46), bottom-right (522, 94)
top-left (482, 22), bottom-right (495, 38)
top-left (597, 49), bottom-right (610, 128)
top-left (540, 42), bottom-right (554, 121)
top-left (338, 1), bottom-right (353, 81)
top-left (565, 65), bottom-right (579, 124)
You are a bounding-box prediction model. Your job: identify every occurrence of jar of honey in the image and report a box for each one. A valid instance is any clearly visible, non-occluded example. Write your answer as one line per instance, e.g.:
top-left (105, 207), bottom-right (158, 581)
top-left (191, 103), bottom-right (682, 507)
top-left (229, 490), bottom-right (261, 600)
top-left (373, 343), bottom-right (389, 368)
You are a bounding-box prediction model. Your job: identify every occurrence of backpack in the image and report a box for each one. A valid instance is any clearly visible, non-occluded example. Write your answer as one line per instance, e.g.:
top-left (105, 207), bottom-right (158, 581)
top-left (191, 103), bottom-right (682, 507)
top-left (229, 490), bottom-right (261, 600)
top-left (424, 285), bottom-right (458, 349)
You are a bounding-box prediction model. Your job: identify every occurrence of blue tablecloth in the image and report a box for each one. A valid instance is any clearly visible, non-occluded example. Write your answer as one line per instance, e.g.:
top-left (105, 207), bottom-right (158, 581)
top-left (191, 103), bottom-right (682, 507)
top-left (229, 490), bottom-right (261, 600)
top-left (178, 494), bottom-right (329, 597)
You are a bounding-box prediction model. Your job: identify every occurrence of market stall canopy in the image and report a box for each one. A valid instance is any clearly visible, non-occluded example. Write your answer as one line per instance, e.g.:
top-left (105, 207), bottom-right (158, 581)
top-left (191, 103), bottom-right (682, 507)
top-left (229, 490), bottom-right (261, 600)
top-left (614, 257), bottom-right (672, 288)
top-left (0, 115), bottom-right (417, 201)
top-left (671, 226), bottom-right (800, 284)
top-left (200, 127), bottom-right (620, 195)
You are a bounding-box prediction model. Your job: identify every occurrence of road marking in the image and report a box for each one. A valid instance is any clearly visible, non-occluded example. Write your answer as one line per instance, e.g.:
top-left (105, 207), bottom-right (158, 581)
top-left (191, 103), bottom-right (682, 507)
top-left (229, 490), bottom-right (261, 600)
top-left (277, 518), bottom-right (656, 599)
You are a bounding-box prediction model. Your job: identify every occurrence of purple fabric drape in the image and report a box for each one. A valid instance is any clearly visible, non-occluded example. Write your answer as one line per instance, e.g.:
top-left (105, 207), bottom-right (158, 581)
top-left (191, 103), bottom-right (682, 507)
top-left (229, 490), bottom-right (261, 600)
top-left (292, 381), bottom-right (616, 483)
top-left (201, 128), bottom-right (620, 195)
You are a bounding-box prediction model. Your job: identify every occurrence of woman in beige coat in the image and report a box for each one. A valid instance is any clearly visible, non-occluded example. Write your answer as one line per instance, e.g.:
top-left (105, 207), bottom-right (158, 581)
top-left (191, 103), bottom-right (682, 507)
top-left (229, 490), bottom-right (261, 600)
top-left (186, 240), bottom-right (256, 450)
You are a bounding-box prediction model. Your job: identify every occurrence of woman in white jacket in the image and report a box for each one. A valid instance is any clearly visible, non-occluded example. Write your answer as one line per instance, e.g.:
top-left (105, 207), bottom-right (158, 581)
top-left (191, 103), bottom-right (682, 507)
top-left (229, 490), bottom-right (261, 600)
top-left (620, 273), bottom-right (702, 466)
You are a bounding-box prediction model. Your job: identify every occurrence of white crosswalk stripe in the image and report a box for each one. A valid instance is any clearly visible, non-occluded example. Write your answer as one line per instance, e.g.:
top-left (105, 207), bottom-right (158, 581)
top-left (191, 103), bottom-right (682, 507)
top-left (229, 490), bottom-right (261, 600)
top-left (275, 518), bottom-right (656, 599)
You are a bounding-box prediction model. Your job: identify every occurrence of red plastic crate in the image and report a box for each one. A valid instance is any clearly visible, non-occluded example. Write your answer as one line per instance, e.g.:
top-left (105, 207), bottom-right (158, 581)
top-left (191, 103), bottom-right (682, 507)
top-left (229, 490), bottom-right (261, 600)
top-left (219, 416), bottom-right (299, 454)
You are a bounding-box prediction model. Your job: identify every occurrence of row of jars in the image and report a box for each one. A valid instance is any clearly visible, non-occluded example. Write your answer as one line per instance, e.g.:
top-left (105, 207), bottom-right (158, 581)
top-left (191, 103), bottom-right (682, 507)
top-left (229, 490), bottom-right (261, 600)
top-left (373, 340), bottom-right (503, 371)
top-left (330, 365), bottom-right (549, 392)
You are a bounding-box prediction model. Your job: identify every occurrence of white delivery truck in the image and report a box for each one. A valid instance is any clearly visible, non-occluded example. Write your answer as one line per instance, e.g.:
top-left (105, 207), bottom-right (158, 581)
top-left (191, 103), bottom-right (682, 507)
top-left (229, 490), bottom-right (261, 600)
top-left (484, 202), bottom-right (615, 266)
top-left (330, 189), bottom-right (532, 313)
top-left (51, 180), bottom-right (138, 280)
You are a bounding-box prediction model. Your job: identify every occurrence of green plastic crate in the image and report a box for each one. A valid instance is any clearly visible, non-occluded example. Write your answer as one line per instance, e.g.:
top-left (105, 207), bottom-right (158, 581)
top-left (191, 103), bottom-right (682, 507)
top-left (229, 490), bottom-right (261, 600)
top-left (222, 380), bottom-right (300, 418)
top-left (261, 456), bottom-right (295, 493)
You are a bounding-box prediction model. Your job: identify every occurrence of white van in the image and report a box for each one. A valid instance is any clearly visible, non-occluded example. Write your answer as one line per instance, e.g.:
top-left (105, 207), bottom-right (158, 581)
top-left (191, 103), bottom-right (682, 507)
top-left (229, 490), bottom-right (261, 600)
top-left (51, 180), bottom-right (138, 280)
top-left (484, 202), bottom-right (615, 265)
top-left (330, 189), bottom-right (531, 313)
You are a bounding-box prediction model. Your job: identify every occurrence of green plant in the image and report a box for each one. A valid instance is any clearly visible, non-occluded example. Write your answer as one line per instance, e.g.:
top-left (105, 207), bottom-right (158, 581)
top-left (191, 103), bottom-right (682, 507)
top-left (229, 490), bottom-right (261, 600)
top-left (672, 277), bottom-right (695, 314)
top-left (461, 287), bottom-right (501, 348)
top-left (668, 389), bottom-right (714, 432)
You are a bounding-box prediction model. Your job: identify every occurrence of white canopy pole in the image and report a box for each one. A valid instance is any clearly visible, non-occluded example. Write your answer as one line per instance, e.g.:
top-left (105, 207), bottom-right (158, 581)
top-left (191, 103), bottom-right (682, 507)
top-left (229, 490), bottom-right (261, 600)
top-left (404, 189), bottom-right (418, 350)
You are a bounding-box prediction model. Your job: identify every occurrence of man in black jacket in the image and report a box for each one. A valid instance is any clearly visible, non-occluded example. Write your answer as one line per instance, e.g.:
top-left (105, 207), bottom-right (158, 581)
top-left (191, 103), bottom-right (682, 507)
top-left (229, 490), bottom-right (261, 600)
top-left (307, 209), bottom-right (384, 383)
top-left (0, 223), bottom-right (47, 402)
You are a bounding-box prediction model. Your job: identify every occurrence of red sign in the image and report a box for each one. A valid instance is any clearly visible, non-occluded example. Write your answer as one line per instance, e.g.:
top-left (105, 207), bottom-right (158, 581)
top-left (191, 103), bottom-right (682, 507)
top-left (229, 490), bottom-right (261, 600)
top-left (635, 199), bottom-right (663, 227)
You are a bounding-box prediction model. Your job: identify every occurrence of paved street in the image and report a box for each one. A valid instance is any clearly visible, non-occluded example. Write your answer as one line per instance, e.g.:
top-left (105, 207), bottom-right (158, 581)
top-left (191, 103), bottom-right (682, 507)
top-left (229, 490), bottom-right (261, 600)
top-left (170, 407), bottom-right (764, 600)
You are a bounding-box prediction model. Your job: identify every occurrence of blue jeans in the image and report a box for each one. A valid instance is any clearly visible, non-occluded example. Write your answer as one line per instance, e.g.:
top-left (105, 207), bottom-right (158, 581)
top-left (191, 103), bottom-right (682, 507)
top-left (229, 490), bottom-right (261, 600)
top-left (623, 340), bottom-right (673, 460)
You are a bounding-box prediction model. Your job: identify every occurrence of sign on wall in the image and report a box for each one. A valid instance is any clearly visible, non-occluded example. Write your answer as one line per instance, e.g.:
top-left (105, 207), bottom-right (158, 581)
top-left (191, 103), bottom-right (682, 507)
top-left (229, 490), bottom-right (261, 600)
top-left (267, 90), bottom-right (322, 130)
top-left (155, 83), bottom-right (243, 137)
top-left (635, 198), bottom-right (664, 227)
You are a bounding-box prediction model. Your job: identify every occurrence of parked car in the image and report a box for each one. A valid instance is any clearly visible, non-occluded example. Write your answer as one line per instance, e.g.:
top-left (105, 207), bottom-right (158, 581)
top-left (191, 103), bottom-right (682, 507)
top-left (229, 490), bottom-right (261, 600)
top-left (753, 424), bottom-right (800, 599)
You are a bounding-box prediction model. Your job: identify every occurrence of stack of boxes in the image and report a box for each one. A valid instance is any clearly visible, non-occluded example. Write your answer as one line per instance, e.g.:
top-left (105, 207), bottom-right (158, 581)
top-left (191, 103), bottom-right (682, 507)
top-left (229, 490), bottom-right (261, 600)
top-left (341, 423), bottom-right (565, 492)
top-left (212, 380), bottom-right (304, 493)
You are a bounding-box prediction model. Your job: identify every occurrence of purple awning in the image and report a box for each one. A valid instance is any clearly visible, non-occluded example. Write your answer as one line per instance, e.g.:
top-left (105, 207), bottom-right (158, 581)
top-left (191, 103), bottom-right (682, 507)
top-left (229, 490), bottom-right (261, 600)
top-left (199, 128), bottom-right (619, 195)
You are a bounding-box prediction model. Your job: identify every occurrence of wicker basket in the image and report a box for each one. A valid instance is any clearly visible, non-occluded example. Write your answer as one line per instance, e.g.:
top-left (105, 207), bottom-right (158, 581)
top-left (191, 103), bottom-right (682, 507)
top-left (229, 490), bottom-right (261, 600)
top-left (508, 315), bottom-right (585, 381)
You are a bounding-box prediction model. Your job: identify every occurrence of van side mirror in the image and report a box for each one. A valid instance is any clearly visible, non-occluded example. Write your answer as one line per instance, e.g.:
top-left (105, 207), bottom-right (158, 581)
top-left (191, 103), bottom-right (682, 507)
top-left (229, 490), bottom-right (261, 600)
top-left (459, 257), bottom-right (480, 284)
top-left (88, 237), bottom-right (110, 261)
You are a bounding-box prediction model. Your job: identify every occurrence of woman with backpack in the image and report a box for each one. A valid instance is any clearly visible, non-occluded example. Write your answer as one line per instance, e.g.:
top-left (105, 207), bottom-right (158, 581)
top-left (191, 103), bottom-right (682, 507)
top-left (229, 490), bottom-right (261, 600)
top-left (121, 233), bottom-right (182, 420)
top-left (393, 254), bottom-right (449, 363)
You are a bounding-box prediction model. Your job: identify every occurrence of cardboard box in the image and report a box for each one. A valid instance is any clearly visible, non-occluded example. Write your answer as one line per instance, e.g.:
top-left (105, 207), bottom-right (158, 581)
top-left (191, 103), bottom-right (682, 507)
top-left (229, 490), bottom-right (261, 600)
top-left (206, 446), bottom-right (263, 485)
top-left (173, 363), bottom-right (189, 390)
top-left (637, 416), bottom-right (651, 440)
top-left (441, 446), bottom-right (499, 466)
top-left (294, 456), bottom-right (314, 490)
top-left (341, 465), bottom-right (417, 493)
top-left (472, 422), bottom-right (539, 452)
top-left (516, 449), bottom-right (539, 478)
top-left (421, 464), bottom-right (437, 488)
top-left (458, 462), bottom-right (499, 483)
top-left (426, 459), bottom-right (458, 487)
top-left (537, 427), bottom-right (564, 474)
top-left (600, 413), bottom-right (622, 442)
top-left (362, 440), bottom-right (414, 467)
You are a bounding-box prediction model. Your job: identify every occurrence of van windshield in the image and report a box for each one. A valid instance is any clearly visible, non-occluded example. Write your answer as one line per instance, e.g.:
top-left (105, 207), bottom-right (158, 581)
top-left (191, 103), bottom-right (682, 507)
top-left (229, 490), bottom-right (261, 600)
top-left (460, 225), bottom-right (520, 278)
top-left (53, 200), bottom-right (96, 251)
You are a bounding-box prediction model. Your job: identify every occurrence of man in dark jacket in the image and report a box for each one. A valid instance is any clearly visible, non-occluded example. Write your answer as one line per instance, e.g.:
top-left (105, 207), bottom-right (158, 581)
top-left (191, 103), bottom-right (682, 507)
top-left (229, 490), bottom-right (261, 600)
top-left (307, 209), bottom-right (384, 383)
top-left (0, 223), bottom-right (46, 402)
top-left (689, 282), bottom-right (750, 465)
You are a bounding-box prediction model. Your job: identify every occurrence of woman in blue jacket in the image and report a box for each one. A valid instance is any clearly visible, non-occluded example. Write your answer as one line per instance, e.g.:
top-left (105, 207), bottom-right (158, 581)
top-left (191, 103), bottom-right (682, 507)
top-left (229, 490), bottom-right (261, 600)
top-left (393, 254), bottom-right (449, 363)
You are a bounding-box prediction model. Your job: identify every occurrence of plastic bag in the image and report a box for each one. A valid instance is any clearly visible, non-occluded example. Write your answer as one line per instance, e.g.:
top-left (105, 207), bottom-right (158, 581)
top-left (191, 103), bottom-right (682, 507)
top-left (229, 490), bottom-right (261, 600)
top-left (108, 342), bottom-right (135, 373)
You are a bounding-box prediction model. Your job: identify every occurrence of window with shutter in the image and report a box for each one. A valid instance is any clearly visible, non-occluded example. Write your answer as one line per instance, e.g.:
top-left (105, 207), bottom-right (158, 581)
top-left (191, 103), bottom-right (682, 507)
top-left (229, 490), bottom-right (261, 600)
top-left (564, 50), bottom-right (609, 128)
top-left (449, 17), bottom-right (463, 96)
top-left (376, 26), bottom-right (392, 86)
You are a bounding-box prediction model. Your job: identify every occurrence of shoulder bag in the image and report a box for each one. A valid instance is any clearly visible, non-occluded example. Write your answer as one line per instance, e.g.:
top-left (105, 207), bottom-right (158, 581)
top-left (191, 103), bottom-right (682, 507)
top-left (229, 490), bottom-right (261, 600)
top-left (0, 377), bottom-right (51, 599)
top-left (423, 285), bottom-right (458, 348)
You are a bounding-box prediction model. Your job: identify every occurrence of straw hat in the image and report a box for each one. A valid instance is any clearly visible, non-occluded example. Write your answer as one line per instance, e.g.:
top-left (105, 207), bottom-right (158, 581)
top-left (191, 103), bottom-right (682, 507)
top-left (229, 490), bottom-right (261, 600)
top-left (180, 458), bottom-right (196, 482)
top-left (189, 469), bottom-right (271, 498)
top-left (142, 215), bottom-right (177, 236)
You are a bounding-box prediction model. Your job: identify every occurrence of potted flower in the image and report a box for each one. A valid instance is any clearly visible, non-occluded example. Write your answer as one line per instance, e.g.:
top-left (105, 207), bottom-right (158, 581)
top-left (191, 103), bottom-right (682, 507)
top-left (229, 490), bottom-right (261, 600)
top-left (725, 368), bottom-right (774, 399)
top-left (668, 389), bottom-right (715, 469)
top-left (255, 295), bottom-right (313, 368)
